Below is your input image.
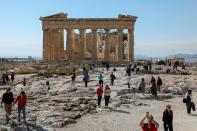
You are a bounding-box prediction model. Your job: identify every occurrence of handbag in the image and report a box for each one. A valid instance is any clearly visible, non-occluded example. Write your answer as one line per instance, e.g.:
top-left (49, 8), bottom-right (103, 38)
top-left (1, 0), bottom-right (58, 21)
top-left (192, 102), bottom-right (196, 111)
top-left (183, 98), bottom-right (187, 103)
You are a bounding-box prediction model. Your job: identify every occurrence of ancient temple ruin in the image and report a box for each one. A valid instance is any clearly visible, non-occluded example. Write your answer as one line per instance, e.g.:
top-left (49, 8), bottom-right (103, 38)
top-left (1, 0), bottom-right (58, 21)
top-left (40, 13), bottom-right (137, 63)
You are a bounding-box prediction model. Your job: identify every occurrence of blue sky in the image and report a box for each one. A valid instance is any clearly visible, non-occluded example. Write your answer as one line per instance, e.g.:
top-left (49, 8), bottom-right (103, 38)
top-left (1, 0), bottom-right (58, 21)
top-left (0, 0), bottom-right (197, 58)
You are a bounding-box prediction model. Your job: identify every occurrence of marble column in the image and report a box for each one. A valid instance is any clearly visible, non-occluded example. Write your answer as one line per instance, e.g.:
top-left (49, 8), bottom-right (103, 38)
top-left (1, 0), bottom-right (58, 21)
top-left (79, 28), bottom-right (86, 60)
top-left (66, 28), bottom-right (74, 60)
top-left (43, 29), bottom-right (48, 61)
top-left (128, 28), bottom-right (134, 62)
top-left (92, 29), bottom-right (98, 61)
top-left (104, 29), bottom-right (110, 62)
top-left (59, 29), bottom-right (65, 59)
top-left (118, 28), bottom-right (124, 62)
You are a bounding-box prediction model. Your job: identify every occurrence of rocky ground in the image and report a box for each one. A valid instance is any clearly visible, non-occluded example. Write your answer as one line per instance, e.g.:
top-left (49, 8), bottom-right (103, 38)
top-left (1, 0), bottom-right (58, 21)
top-left (0, 65), bottom-right (197, 131)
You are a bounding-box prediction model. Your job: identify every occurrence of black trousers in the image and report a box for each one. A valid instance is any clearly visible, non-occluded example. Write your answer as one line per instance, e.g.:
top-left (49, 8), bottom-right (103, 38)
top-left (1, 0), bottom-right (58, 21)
top-left (99, 80), bottom-right (103, 87)
top-left (105, 96), bottom-right (110, 107)
top-left (84, 80), bottom-right (88, 87)
top-left (164, 123), bottom-right (173, 131)
top-left (98, 95), bottom-right (102, 106)
top-left (110, 79), bottom-right (114, 85)
top-left (186, 102), bottom-right (192, 113)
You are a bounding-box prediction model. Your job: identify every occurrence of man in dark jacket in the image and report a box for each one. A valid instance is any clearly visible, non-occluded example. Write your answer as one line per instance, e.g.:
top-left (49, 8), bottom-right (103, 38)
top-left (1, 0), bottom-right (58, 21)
top-left (1, 88), bottom-right (14, 124)
top-left (157, 76), bottom-right (163, 92)
top-left (162, 105), bottom-right (173, 131)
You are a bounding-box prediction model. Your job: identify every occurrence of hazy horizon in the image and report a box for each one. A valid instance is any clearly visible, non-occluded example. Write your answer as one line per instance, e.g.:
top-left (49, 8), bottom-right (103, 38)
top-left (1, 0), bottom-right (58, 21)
top-left (0, 0), bottom-right (197, 58)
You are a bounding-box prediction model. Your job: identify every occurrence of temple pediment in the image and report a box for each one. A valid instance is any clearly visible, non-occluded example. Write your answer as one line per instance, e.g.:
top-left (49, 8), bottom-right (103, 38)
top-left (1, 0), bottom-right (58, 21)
top-left (40, 13), bottom-right (67, 20)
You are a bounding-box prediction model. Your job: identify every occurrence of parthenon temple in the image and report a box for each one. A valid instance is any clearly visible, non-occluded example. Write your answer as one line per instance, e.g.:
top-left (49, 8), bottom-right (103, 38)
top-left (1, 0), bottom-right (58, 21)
top-left (40, 13), bottom-right (137, 63)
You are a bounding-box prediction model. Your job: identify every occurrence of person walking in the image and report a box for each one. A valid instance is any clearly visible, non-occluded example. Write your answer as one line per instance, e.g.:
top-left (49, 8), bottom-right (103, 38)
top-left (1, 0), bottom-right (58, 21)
top-left (139, 78), bottom-right (146, 93)
top-left (184, 90), bottom-right (193, 115)
top-left (1, 88), bottom-right (14, 124)
top-left (98, 73), bottom-right (104, 87)
top-left (162, 105), bottom-right (173, 131)
top-left (150, 76), bottom-right (157, 99)
top-left (22, 78), bottom-right (26, 87)
top-left (96, 85), bottom-right (103, 107)
top-left (14, 91), bottom-right (27, 124)
top-left (140, 112), bottom-right (159, 131)
top-left (126, 65), bottom-right (132, 88)
top-left (11, 72), bottom-right (15, 83)
top-left (110, 72), bottom-right (116, 85)
top-left (83, 67), bottom-right (89, 87)
top-left (157, 77), bottom-right (163, 93)
top-left (104, 85), bottom-right (111, 107)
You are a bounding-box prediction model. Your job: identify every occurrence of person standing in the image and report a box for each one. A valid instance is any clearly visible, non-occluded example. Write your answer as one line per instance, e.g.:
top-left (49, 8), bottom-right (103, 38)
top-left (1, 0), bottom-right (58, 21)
top-left (71, 72), bottom-right (76, 87)
top-left (157, 77), bottom-right (163, 93)
top-left (1, 88), bottom-right (14, 124)
top-left (184, 90), bottom-right (193, 114)
top-left (98, 73), bottom-right (104, 87)
top-left (139, 78), bottom-right (146, 93)
top-left (14, 91), bottom-right (27, 124)
top-left (150, 76), bottom-right (157, 99)
top-left (110, 72), bottom-right (116, 85)
top-left (46, 77), bottom-right (50, 90)
top-left (83, 67), bottom-right (89, 87)
top-left (162, 105), bottom-right (173, 131)
top-left (11, 72), bottom-right (15, 83)
top-left (104, 85), bottom-right (111, 107)
top-left (140, 112), bottom-right (159, 131)
top-left (96, 85), bottom-right (103, 107)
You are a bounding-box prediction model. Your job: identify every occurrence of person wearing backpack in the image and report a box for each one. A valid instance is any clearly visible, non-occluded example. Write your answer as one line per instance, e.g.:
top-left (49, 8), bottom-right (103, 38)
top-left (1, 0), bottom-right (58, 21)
top-left (1, 88), bottom-right (14, 124)
top-left (98, 73), bottom-right (104, 87)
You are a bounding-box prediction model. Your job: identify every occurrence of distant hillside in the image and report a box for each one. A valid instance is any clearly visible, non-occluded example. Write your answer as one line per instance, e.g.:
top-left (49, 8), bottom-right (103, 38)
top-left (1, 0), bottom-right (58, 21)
top-left (167, 54), bottom-right (197, 63)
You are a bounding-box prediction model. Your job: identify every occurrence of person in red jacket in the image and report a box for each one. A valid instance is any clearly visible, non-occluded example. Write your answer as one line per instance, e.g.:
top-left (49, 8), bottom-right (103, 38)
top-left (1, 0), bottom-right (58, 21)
top-left (96, 85), bottom-right (103, 107)
top-left (14, 91), bottom-right (27, 123)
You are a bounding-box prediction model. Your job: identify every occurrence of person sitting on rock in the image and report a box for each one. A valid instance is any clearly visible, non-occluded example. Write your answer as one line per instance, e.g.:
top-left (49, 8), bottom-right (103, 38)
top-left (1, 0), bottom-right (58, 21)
top-left (104, 85), bottom-right (111, 107)
top-left (98, 73), bottom-right (104, 87)
top-left (96, 85), bottom-right (103, 107)
top-left (140, 112), bottom-right (159, 131)
top-left (14, 91), bottom-right (27, 124)
top-left (110, 72), bottom-right (116, 85)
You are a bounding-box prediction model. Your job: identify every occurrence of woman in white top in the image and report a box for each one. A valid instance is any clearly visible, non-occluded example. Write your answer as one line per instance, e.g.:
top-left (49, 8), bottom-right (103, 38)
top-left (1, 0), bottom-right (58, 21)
top-left (104, 85), bottom-right (111, 107)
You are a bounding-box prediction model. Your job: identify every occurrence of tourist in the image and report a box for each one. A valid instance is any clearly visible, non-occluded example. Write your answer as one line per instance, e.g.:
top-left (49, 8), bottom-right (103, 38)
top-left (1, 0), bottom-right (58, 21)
top-left (162, 105), bottom-right (173, 131)
top-left (140, 112), bottom-right (159, 131)
top-left (150, 76), bottom-right (157, 99)
top-left (126, 65), bottom-right (132, 88)
top-left (83, 67), bottom-right (89, 87)
top-left (96, 85), bottom-right (103, 107)
top-left (22, 78), bottom-right (26, 87)
top-left (184, 90), bottom-right (193, 114)
top-left (110, 72), bottom-right (116, 85)
top-left (11, 72), bottom-right (15, 83)
top-left (5, 73), bottom-right (10, 82)
top-left (14, 91), bottom-right (27, 124)
top-left (98, 73), bottom-right (104, 87)
top-left (71, 72), bottom-right (76, 87)
top-left (1, 88), bottom-right (14, 124)
top-left (46, 77), bottom-right (50, 90)
top-left (104, 85), bottom-right (111, 107)
top-left (157, 76), bottom-right (163, 93)
top-left (2, 73), bottom-right (6, 85)
top-left (106, 62), bottom-right (110, 71)
top-left (139, 78), bottom-right (146, 93)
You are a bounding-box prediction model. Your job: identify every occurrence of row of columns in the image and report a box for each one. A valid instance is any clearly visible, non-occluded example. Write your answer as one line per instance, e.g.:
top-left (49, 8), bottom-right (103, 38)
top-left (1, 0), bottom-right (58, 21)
top-left (66, 28), bottom-right (134, 62)
top-left (43, 28), bottom-right (134, 62)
